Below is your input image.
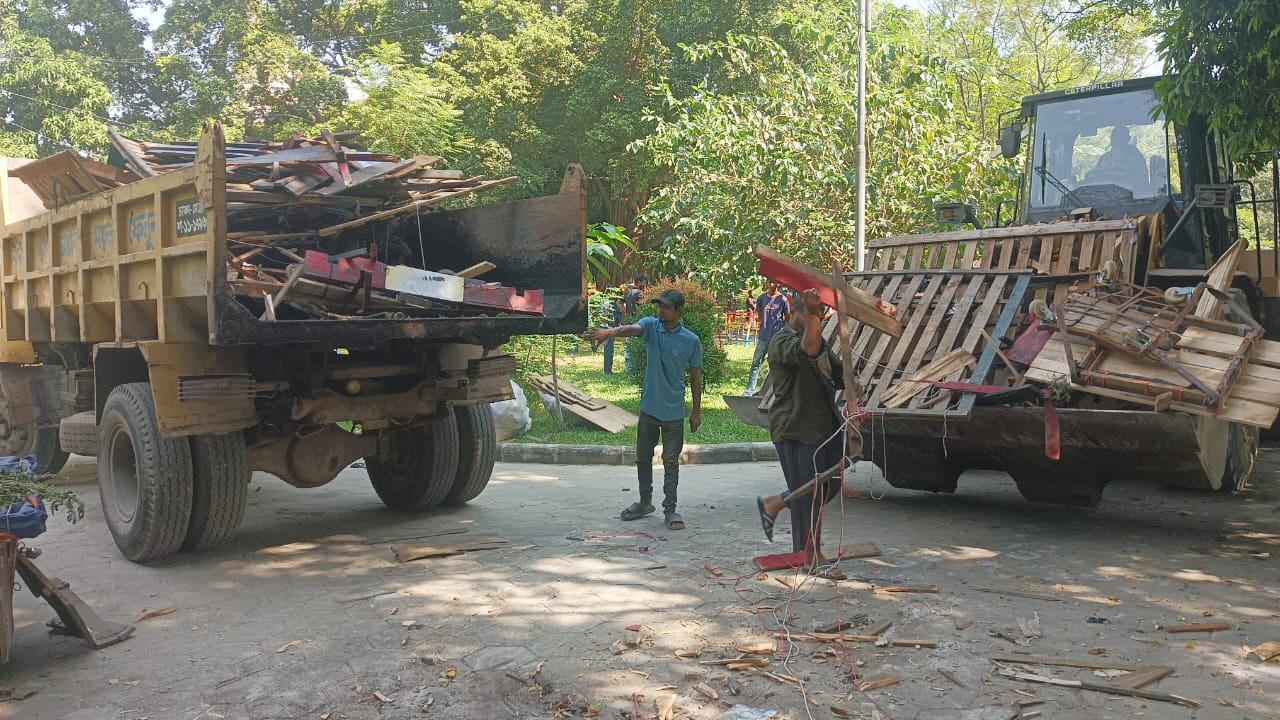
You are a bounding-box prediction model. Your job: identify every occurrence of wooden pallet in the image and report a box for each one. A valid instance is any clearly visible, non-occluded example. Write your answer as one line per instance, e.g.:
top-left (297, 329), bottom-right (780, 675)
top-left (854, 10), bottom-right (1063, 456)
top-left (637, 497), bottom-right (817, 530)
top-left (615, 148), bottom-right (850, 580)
top-left (837, 270), bottom-right (1032, 413)
top-left (865, 219), bottom-right (1145, 312)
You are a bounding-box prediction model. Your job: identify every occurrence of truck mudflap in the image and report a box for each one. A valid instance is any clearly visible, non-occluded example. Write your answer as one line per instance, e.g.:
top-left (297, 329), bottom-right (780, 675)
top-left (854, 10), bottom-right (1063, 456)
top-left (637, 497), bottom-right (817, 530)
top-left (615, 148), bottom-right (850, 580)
top-left (859, 406), bottom-right (1229, 506)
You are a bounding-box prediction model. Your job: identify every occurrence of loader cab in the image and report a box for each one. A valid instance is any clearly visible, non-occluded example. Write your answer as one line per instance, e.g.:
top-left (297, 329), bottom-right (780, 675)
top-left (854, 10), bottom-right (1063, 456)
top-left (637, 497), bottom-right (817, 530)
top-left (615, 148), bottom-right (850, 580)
top-left (1007, 77), bottom-right (1234, 272)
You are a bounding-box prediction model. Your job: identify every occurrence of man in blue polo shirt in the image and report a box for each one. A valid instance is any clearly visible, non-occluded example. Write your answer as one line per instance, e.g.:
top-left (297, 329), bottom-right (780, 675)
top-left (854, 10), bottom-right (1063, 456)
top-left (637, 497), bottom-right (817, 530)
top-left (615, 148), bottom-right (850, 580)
top-left (589, 289), bottom-right (703, 530)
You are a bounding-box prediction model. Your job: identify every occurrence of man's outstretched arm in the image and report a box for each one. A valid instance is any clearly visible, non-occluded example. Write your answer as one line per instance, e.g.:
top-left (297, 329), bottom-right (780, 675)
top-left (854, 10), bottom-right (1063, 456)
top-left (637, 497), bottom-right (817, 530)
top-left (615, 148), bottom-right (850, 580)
top-left (588, 323), bottom-right (644, 342)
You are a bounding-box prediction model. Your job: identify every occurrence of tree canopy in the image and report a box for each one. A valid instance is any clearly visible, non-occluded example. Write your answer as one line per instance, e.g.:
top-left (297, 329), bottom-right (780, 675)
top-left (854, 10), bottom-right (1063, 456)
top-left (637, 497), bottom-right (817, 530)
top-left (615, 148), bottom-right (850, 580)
top-left (2, 0), bottom-right (1272, 292)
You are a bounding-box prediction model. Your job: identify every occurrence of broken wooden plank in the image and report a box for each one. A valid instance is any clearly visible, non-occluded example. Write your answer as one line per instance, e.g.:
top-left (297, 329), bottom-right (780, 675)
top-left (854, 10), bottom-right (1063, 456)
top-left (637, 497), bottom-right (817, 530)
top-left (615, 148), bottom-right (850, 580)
top-left (858, 670), bottom-right (902, 692)
top-left (997, 668), bottom-right (1199, 708)
top-left (316, 177), bottom-right (517, 237)
top-left (1110, 666), bottom-right (1174, 689)
top-left (456, 261), bottom-right (497, 279)
top-left (876, 585), bottom-right (940, 594)
top-left (391, 535), bottom-right (508, 562)
top-left (754, 244), bottom-right (902, 337)
top-left (990, 653), bottom-right (1139, 671)
top-left (223, 145), bottom-right (338, 166)
top-left (1165, 620), bottom-right (1230, 633)
top-left (384, 265), bottom-right (465, 303)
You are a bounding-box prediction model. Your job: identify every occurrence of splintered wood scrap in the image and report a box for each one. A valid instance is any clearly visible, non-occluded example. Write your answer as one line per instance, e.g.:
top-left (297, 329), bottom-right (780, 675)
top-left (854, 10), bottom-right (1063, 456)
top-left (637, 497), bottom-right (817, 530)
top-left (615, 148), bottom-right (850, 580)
top-left (972, 586), bottom-right (1063, 602)
top-left (692, 683), bottom-right (718, 700)
top-left (456, 260), bottom-right (497, 279)
top-left (988, 653), bottom-right (1139, 671)
top-left (997, 668), bottom-right (1199, 708)
top-left (1110, 667), bottom-right (1174, 689)
top-left (881, 349), bottom-right (976, 409)
top-left (939, 668), bottom-right (965, 687)
top-left (876, 585), bottom-right (940, 594)
top-left (858, 670), bottom-right (902, 692)
top-left (735, 642), bottom-right (776, 655)
top-left (1165, 620), bottom-right (1230, 633)
top-left (700, 656), bottom-right (767, 668)
top-left (390, 535), bottom-right (508, 562)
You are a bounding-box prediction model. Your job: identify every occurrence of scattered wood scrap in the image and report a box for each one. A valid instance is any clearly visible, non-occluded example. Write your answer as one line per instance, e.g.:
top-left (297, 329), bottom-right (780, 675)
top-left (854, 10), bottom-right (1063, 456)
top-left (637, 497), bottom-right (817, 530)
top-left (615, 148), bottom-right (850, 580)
top-left (990, 653), bottom-right (1139, 671)
top-left (858, 670), bottom-right (901, 692)
top-left (997, 668), bottom-right (1199, 708)
top-left (972, 586), bottom-right (1062, 602)
top-left (528, 375), bottom-right (638, 433)
top-left (876, 585), bottom-right (939, 594)
top-left (1165, 620), bottom-right (1230, 633)
top-left (881, 350), bottom-right (975, 409)
top-left (391, 534), bottom-right (508, 562)
top-left (752, 542), bottom-right (880, 570)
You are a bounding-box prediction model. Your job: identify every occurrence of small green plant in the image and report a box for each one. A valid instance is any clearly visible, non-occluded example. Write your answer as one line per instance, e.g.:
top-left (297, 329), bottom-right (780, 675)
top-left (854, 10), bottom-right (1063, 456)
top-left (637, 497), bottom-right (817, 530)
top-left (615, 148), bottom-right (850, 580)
top-left (585, 222), bottom-right (638, 287)
top-left (625, 278), bottom-right (729, 385)
top-left (0, 471), bottom-right (85, 524)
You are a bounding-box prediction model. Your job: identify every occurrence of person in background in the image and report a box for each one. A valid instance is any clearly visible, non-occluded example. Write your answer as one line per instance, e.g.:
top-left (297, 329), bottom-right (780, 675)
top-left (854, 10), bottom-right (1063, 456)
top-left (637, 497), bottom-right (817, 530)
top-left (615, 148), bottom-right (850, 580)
top-left (602, 289), bottom-right (624, 374)
top-left (753, 288), bottom-right (845, 577)
top-left (622, 275), bottom-right (646, 373)
top-left (745, 281), bottom-right (790, 395)
top-left (589, 289), bottom-right (702, 530)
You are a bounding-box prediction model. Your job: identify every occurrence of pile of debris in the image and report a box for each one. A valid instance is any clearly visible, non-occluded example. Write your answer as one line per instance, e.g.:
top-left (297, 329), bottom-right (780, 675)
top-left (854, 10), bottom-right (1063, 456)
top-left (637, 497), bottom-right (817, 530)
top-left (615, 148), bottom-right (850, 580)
top-left (10, 127), bottom-right (537, 321)
top-left (1023, 243), bottom-right (1280, 429)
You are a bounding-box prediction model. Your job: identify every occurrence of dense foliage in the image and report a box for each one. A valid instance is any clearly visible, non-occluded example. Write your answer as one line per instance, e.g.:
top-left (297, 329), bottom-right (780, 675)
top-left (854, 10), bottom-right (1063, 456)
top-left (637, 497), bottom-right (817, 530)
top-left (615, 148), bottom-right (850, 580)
top-left (7, 0), bottom-right (1264, 293)
top-left (624, 279), bottom-right (728, 386)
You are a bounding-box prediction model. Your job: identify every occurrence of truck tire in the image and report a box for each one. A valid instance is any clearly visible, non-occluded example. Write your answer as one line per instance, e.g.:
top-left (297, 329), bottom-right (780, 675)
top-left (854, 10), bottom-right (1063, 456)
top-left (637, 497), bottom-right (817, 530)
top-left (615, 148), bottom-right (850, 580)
top-left (366, 410), bottom-right (459, 512)
top-left (0, 397), bottom-right (68, 473)
top-left (182, 433), bottom-right (249, 552)
top-left (446, 404), bottom-right (497, 505)
top-left (97, 383), bottom-right (193, 562)
top-left (59, 411), bottom-right (99, 456)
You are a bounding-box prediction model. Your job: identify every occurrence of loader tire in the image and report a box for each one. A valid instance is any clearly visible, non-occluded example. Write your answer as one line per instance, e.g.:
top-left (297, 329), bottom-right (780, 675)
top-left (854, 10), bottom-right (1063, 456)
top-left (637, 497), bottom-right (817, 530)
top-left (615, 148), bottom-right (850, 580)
top-left (446, 404), bottom-right (497, 505)
top-left (98, 383), bottom-right (192, 563)
top-left (59, 411), bottom-right (99, 457)
top-left (366, 410), bottom-right (459, 512)
top-left (182, 432), bottom-right (249, 552)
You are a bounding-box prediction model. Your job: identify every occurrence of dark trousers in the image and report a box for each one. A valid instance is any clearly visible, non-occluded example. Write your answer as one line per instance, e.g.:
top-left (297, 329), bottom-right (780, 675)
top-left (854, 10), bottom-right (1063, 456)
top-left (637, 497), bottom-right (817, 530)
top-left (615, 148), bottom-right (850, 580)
top-left (746, 338), bottom-right (769, 393)
top-left (636, 412), bottom-right (684, 512)
top-left (603, 336), bottom-right (615, 373)
top-left (775, 437), bottom-right (842, 553)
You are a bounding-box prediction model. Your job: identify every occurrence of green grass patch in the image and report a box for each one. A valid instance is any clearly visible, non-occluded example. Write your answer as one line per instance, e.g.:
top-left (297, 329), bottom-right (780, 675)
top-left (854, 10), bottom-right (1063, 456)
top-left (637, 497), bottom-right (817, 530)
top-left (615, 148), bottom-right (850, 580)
top-left (508, 339), bottom-right (770, 446)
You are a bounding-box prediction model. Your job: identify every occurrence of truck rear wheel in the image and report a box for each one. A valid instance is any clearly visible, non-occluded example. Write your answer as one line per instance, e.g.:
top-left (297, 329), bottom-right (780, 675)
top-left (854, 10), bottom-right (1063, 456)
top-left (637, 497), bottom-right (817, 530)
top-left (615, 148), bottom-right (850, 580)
top-left (182, 433), bottom-right (249, 552)
top-left (0, 398), bottom-right (68, 474)
top-left (97, 383), bottom-right (193, 562)
top-left (366, 410), bottom-right (459, 512)
top-left (447, 404), bottom-right (497, 505)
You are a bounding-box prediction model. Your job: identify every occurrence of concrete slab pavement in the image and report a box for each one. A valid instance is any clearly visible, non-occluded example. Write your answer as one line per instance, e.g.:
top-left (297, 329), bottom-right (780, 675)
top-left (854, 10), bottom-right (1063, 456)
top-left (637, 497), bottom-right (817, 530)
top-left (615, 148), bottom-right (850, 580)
top-left (1, 451), bottom-right (1277, 719)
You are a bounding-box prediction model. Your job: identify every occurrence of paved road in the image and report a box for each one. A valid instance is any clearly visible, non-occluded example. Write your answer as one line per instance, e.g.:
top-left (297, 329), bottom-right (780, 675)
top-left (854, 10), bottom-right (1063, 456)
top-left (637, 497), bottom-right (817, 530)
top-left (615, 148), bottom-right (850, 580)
top-left (2, 451), bottom-right (1278, 720)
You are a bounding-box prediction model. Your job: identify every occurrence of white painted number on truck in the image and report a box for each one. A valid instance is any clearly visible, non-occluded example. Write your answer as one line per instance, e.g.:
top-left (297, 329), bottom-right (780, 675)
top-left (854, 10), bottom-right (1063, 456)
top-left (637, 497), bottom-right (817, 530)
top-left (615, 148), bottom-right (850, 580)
top-left (176, 199), bottom-right (207, 237)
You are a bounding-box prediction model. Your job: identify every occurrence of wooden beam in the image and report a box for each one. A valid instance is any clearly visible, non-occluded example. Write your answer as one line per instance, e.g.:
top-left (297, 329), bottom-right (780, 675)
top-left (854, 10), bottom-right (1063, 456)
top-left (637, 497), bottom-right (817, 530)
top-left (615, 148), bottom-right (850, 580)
top-left (755, 245), bottom-right (901, 337)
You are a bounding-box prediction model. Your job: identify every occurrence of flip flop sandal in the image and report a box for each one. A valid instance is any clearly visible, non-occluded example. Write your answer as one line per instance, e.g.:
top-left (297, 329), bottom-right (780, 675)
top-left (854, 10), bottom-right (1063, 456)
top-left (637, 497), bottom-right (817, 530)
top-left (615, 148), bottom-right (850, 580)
top-left (755, 496), bottom-right (777, 543)
top-left (664, 512), bottom-right (685, 530)
top-left (621, 501), bottom-right (655, 521)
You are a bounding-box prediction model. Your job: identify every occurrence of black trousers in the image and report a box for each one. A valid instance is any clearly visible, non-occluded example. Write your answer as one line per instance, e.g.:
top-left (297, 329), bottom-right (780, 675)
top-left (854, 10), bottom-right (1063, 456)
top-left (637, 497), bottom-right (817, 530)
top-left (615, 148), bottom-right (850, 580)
top-left (636, 412), bottom-right (684, 512)
top-left (775, 437), bottom-right (842, 553)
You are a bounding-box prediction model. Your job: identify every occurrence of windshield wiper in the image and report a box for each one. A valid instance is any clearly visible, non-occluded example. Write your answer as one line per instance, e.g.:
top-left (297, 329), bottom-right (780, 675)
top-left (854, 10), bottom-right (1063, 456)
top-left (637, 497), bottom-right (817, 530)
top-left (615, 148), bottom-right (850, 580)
top-left (1034, 164), bottom-right (1086, 210)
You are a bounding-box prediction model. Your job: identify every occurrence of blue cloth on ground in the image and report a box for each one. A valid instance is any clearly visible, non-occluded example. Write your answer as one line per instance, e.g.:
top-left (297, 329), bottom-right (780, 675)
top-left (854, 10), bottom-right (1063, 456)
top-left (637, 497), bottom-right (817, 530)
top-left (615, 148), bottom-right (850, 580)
top-left (0, 454), bottom-right (49, 539)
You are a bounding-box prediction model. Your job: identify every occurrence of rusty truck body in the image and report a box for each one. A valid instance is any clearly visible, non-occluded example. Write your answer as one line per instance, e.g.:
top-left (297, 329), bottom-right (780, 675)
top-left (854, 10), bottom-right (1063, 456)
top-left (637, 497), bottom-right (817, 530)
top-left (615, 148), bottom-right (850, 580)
top-left (0, 125), bottom-right (585, 561)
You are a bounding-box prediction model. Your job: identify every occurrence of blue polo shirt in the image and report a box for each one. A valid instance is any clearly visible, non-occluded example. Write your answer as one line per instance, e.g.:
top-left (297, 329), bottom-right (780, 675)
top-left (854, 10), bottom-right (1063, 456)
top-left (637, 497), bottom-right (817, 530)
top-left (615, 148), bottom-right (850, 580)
top-left (638, 316), bottom-right (703, 421)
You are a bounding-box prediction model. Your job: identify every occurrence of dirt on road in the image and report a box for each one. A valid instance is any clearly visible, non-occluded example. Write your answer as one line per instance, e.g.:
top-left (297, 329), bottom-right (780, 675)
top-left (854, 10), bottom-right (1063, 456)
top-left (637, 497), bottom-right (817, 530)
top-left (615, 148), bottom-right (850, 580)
top-left (2, 450), bottom-right (1278, 720)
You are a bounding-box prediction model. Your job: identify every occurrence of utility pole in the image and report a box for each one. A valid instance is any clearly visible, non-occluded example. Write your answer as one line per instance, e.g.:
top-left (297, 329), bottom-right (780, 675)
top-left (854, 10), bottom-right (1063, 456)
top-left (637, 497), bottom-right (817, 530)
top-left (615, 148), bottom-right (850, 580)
top-left (854, 0), bottom-right (869, 271)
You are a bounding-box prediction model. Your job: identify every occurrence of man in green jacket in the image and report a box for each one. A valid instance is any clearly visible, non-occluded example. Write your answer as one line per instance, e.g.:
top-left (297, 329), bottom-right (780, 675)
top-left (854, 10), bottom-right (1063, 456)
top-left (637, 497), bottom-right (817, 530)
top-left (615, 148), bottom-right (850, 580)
top-left (753, 288), bottom-right (846, 576)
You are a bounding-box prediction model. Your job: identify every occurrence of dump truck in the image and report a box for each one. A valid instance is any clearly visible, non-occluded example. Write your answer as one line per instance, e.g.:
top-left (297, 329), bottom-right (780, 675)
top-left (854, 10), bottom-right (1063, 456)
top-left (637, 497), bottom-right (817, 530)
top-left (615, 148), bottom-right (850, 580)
top-left (731, 76), bottom-right (1279, 505)
top-left (0, 124), bottom-right (585, 561)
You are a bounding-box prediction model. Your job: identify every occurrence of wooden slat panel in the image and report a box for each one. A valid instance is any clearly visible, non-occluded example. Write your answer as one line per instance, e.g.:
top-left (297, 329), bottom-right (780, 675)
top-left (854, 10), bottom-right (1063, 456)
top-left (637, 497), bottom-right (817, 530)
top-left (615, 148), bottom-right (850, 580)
top-left (1051, 235), bottom-right (1077, 308)
top-left (859, 274), bottom-right (924, 388)
top-left (902, 275), bottom-right (963, 377)
top-left (868, 274), bottom-right (948, 407)
top-left (908, 275), bottom-right (986, 409)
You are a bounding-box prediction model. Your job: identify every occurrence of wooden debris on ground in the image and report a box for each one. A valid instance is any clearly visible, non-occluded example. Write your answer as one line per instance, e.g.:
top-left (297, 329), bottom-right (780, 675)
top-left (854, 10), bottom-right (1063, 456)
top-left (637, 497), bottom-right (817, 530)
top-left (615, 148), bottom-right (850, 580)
top-left (996, 667), bottom-right (1199, 708)
top-left (858, 670), bottom-right (901, 692)
top-left (527, 375), bottom-right (638, 433)
top-left (1165, 620), bottom-right (1231, 633)
top-left (1246, 640), bottom-right (1280, 663)
top-left (390, 534), bottom-right (508, 562)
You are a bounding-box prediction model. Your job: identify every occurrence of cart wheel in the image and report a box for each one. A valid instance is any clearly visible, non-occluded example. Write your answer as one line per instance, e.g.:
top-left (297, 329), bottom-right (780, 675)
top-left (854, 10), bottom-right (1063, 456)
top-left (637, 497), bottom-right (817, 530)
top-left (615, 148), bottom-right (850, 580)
top-left (97, 383), bottom-right (193, 562)
top-left (366, 410), bottom-right (459, 511)
top-left (446, 404), bottom-right (497, 505)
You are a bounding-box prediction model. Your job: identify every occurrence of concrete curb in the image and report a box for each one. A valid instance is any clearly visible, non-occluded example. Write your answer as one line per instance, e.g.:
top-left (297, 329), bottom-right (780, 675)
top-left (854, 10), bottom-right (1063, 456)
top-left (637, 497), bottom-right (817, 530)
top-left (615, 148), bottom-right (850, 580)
top-left (498, 441), bottom-right (778, 465)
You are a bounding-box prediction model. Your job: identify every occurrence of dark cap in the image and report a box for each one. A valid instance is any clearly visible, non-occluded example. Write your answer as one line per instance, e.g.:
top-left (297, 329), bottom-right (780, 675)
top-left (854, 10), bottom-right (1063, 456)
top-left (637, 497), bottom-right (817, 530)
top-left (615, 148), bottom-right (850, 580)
top-left (650, 289), bottom-right (685, 308)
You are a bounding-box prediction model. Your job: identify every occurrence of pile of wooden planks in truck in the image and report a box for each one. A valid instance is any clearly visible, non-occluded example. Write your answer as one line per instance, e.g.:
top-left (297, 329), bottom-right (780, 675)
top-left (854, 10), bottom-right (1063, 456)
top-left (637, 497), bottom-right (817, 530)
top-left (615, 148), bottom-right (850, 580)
top-left (9, 128), bottom-right (542, 320)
